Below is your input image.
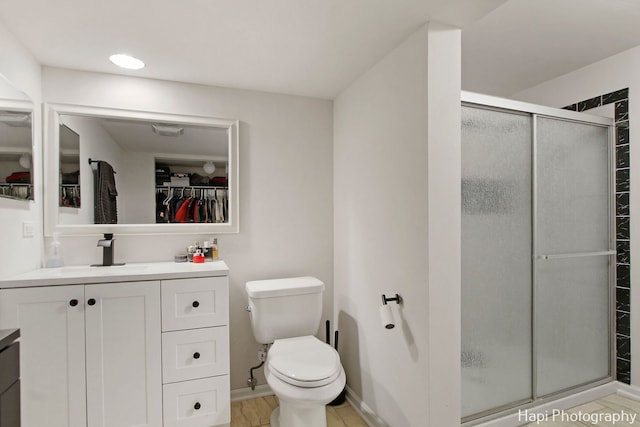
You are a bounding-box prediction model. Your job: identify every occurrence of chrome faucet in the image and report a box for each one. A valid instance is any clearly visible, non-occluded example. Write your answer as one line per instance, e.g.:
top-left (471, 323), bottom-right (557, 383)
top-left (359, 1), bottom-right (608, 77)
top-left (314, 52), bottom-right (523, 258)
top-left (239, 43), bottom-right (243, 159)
top-left (93, 233), bottom-right (125, 267)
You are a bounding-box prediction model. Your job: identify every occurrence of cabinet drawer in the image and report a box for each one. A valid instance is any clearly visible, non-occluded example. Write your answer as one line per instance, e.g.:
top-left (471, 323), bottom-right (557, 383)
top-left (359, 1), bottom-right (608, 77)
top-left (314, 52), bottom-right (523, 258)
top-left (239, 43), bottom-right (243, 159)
top-left (0, 380), bottom-right (21, 427)
top-left (162, 277), bottom-right (229, 331)
top-left (0, 342), bottom-right (19, 393)
top-left (162, 327), bottom-right (229, 384)
top-left (163, 376), bottom-right (230, 427)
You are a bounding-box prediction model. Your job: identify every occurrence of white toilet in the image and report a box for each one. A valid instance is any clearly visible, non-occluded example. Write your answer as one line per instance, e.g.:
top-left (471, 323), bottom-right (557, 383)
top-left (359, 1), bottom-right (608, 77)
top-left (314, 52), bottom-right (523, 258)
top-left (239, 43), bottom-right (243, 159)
top-left (246, 276), bottom-right (346, 427)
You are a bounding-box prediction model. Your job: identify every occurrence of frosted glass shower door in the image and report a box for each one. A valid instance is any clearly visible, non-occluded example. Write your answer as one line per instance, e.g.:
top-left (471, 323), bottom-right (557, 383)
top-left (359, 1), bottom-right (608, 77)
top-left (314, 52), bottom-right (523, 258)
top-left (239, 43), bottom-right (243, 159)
top-left (461, 106), bottom-right (532, 418)
top-left (534, 117), bottom-right (612, 397)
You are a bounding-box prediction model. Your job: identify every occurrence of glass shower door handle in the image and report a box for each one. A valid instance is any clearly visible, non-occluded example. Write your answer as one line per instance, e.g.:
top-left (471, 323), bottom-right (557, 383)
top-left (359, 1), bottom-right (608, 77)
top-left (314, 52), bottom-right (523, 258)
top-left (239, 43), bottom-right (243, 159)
top-left (535, 250), bottom-right (615, 260)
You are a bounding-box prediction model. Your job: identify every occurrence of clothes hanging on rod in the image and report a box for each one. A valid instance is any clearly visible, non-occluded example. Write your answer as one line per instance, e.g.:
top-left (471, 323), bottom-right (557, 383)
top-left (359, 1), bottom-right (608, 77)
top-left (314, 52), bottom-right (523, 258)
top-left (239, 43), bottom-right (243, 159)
top-left (60, 185), bottom-right (80, 207)
top-left (0, 183), bottom-right (31, 200)
top-left (155, 186), bottom-right (228, 224)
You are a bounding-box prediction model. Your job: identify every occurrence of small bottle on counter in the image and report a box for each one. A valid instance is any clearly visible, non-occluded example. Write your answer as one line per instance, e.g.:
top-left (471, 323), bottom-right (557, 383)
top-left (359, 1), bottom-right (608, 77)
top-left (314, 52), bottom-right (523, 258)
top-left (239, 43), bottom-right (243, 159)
top-left (212, 238), bottom-right (219, 260)
top-left (203, 240), bottom-right (213, 261)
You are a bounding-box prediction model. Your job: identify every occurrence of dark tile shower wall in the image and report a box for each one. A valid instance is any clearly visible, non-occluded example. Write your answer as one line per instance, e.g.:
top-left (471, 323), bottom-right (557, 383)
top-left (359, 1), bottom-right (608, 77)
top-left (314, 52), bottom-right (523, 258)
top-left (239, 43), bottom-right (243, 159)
top-left (564, 88), bottom-right (631, 383)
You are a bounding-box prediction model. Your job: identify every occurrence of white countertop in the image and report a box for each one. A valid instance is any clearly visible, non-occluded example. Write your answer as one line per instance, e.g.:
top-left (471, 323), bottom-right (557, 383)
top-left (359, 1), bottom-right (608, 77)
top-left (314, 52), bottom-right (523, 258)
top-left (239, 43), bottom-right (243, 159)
top-left (0, 260), bottom-right (229, 288)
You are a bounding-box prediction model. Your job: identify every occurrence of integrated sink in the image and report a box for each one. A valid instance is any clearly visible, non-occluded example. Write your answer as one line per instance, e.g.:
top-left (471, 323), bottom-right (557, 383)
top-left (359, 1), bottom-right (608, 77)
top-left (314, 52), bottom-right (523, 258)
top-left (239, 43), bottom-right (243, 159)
top-left (48, 264), bottom-right (149, 277)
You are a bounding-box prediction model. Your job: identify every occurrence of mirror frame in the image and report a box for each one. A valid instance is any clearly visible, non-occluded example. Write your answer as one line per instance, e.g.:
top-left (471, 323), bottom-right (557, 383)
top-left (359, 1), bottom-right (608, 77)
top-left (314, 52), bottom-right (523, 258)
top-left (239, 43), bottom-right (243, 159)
top-left (0, 97), bottom-right (36, 204)
top-left (44, 103), bottom-right (239, 236)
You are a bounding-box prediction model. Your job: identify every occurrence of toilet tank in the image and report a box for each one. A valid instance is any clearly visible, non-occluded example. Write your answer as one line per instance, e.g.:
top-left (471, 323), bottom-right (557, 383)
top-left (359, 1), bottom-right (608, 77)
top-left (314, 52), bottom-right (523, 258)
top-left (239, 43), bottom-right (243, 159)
top-left (246, 276), bottom-right (325, 344)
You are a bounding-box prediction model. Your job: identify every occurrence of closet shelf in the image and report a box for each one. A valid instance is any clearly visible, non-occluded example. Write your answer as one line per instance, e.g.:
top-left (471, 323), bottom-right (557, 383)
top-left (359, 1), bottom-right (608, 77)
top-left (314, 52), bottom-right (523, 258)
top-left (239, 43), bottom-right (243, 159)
top-left (156, 185), bottom-right (228, 190)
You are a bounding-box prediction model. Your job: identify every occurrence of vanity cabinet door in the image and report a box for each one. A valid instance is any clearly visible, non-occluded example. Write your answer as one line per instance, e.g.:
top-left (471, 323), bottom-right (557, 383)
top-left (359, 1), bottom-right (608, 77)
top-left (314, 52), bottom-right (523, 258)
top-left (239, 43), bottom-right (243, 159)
top-left (85, 281), bottom-right (162, 427)
top-left (0, 285), bottom-right (86, 427)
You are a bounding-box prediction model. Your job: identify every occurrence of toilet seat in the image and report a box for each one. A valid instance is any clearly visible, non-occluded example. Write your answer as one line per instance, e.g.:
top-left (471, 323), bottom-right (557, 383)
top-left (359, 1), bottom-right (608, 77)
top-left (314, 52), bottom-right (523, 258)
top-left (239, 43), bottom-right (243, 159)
top-left (268, 336), bottom-right (341, 388)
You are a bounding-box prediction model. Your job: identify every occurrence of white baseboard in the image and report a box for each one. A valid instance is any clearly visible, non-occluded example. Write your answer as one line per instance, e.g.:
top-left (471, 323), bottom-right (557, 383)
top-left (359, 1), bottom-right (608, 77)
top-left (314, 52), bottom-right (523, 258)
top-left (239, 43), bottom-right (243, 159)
top-left (230, 384), bottom-right (274, 402)
top-left (344, 385), bottom-right (387, 427)
top-left (616, 382), bottom-right (640, 401)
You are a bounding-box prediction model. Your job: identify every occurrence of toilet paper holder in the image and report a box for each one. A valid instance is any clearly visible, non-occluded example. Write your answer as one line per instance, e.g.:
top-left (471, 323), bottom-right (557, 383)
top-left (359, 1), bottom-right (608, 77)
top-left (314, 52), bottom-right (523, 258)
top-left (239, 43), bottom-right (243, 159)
top-left (380, 294), bottom-right (402, 329)
top-left (381, 294), bottom-right (402, 305)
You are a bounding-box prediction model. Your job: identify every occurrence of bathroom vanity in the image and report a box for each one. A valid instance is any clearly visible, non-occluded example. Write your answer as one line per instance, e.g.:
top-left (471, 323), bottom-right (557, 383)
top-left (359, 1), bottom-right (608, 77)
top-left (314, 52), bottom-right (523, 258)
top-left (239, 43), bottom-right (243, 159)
top-left (0, 328), bottom-right (20, 427)
top-left (0, 261), bottom-right (230, 427)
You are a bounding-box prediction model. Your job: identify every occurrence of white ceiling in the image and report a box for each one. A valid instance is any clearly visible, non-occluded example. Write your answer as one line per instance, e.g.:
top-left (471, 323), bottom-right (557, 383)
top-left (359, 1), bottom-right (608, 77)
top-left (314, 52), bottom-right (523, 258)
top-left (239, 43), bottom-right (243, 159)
top-left (0, 0), bottom-right (487, 99)
top-left (2, 0), bottom-right (640, 99)
top-left (462, 0), bottom-right (640, 96)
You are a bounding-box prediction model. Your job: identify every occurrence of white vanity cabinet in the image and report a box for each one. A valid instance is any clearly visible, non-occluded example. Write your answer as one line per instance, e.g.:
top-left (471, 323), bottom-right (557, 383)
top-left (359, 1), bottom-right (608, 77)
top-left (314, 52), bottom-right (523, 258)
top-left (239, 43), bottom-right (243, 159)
top-left (161, 277), bottom-right (230, 427)
top-left (0, 281), bottom-right (162, 427)
top-left (0, 261), bottom-right (230, 427)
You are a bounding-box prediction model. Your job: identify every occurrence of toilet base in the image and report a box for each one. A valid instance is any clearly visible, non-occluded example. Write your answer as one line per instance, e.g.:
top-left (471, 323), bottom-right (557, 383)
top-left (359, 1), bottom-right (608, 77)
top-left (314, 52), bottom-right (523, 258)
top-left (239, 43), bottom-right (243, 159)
top-left (270, 400), bottom-right (327, 427)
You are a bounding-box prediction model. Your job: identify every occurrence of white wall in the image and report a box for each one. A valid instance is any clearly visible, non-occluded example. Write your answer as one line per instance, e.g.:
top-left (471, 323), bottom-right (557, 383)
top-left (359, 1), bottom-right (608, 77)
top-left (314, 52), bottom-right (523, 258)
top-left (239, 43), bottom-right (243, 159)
top-left (0, 19), bottom-right (42, 278)
top-left (41, 67), bottom-right (334, 391)
top-left (333, 22), bottom-right (461, 427)
top-left (512, 46), bottom-right (640, 386)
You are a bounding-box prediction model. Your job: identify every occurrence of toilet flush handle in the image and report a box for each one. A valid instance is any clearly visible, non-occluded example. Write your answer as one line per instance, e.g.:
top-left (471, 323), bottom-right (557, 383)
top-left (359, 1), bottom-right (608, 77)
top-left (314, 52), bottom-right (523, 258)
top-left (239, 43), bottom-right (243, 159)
top-left (245, 305), bottom-right (252, 312)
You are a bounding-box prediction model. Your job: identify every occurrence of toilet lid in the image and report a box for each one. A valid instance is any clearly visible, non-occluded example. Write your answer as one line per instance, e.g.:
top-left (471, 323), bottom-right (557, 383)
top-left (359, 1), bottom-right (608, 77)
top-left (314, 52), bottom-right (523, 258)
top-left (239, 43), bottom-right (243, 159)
top-left (268, 336), bottom-right (341, 388)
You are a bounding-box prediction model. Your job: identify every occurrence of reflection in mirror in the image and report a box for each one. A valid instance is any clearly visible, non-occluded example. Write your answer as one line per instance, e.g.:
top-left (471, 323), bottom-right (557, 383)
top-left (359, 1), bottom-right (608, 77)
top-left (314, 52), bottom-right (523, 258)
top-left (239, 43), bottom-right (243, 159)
top-left (58, 115), bottom-right (229, 225)
top-left (44, 104), bottom-right (239, 235)
top-left (0, 109), bottom-right (33, 201)
top-left (59, 124), bottom-right (80, 208)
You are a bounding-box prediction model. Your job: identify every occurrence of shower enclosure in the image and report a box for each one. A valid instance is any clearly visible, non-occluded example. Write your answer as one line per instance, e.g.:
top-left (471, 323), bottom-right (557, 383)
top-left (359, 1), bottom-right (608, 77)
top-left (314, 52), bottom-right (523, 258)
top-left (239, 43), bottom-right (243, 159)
top-left (461, 93), bottom-right (615, 424)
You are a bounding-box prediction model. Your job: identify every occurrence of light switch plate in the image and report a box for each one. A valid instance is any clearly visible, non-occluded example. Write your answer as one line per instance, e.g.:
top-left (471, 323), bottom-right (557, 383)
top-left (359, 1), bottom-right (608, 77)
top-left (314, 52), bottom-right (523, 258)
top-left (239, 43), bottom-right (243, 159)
top-left (22, 221), bottom-right (34, 237)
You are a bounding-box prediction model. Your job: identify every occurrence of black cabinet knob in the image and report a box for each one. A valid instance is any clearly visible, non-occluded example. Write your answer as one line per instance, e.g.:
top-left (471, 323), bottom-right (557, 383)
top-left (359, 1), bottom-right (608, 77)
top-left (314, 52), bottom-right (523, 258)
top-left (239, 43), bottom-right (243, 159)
top-left (87, 298), bottom-right (96, 306)
top-left (193, 352), bottom-right (200, 359)
top-left (192, 301), bottom-right (200, 308)
top-left (69, 299), bottom-right (78, 307)
top-left (194, 402), bottom-right (201, 410)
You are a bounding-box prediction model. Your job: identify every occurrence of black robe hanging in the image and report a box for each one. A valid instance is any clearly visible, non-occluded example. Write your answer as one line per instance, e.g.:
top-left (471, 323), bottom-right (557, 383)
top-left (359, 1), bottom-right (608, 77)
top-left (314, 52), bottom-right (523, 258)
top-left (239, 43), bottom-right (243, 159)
top-left (94, 161), bottom-right (118, 224)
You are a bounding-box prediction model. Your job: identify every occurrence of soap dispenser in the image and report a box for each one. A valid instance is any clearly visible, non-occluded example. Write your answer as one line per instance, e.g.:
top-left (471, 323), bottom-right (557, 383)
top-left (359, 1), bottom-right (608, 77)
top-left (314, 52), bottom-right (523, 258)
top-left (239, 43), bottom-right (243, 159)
top-left (212, 238), bottom-right (219, 260)
top-left (45, 232), bottom-right (64, 268)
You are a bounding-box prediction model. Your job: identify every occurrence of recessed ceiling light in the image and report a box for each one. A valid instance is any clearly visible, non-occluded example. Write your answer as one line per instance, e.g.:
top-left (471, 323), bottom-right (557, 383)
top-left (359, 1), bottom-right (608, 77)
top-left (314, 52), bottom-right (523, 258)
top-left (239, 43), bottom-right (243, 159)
top-left (109, 54), bottom-right (145, 70)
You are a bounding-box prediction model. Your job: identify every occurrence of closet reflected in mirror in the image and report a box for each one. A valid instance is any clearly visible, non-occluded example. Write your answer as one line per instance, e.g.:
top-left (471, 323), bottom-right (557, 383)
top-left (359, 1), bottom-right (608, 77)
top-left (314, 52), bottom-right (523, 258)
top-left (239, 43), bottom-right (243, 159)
top-left (155, 158), bottom-right (228, 224)
top-left (44, 103), bottom-right (239, 235)
top-left (0, 108), bottom-right (33, 201)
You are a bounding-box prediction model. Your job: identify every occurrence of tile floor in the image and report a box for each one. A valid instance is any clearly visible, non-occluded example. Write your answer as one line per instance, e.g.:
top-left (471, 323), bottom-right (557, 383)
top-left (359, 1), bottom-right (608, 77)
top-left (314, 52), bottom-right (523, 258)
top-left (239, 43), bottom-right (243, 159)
top-left (230, 395), bottom-right (368, 427)
top-left (522, 394), bottom-right (640, 426)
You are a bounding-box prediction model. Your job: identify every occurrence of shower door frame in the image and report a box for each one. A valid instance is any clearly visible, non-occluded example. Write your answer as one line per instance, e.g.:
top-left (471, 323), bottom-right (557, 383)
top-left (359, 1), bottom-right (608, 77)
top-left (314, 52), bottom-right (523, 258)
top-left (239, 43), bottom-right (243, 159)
top-left (461, 91), bottom-right (616, 425)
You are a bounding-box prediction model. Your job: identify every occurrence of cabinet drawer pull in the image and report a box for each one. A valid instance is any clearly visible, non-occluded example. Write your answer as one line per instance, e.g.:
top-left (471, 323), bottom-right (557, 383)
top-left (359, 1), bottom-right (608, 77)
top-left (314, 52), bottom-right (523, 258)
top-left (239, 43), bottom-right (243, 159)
top-left (193, 352), bottom-right (200, 359)
top-left (192, 300), bottom-right (200, 308)
top-left (69, 299), bottom-right (78, 307)
top-left (87, 298), bottom-right (96, 306)
top-left (194, 402), bottom-right (201, 410)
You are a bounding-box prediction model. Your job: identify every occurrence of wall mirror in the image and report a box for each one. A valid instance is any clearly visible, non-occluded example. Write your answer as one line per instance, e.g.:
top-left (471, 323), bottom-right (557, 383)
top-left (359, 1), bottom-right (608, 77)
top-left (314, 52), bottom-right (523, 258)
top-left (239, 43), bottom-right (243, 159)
top-left (0, 75), bottom-right (34, 202)
top-left (44, 103), bottom-right (239, 236)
